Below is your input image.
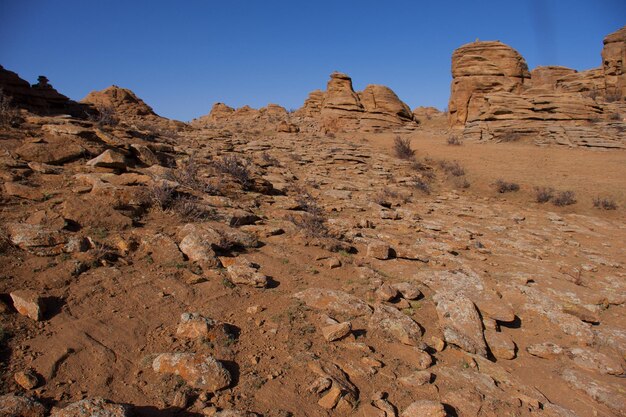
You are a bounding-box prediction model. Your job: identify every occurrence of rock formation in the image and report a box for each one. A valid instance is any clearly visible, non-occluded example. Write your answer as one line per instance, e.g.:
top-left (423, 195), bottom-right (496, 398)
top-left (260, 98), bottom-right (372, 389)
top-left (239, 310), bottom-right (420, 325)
top-left (190, 102), bottom-right (289, 130)
top-left (448, 25), bottom-right (626, 148)
top-left (0, 65), bottom-right (90, 117)
top-left (81, 85), bottom-right (182, 129)
top-left (297, 72), bottom-right (418, 133)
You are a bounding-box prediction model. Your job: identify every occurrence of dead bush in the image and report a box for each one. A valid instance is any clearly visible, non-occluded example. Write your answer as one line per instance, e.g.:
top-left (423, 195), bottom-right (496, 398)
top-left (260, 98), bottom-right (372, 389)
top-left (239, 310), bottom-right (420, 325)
top-left (90, 104), bottom-right (119, 127)
top-left (0, 89), bottom-right (21, 127)
top-left (447, 135), bottom-right (463, 146)
top-left (290, 185), bottom-right (324, 216)
top-left (260, 152), bottom-right (280, 166)
top-left (454, 177), bottom-right (471, 189)
top-left (552, 191), bottom-right (576, 206)
top-left (593, 196), bottom-right (617, 210)
top-left (393, 136), bottom-right (415, 160)
top-left (288, 213), bottom-right (329, 239)
top-left (147, 181), bottom-right (176, 210)
top-left (494, 179), bottom-right (520, 193)
top-left (533, 186), bottom-right (554, 203)
top-left (213, 155), bottom-right (252, 190)
top-left (171, 196), bottom-right (216, 221)
top-left (412, 177), bottom-right (432, 194)
top-left (438, 160), bottom-right (465, 177)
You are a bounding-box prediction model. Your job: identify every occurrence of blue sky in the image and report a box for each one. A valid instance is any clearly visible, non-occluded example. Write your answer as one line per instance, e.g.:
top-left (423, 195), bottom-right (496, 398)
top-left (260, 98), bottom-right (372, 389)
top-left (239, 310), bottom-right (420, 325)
top-left (1, 1), bottom-right (624, 121)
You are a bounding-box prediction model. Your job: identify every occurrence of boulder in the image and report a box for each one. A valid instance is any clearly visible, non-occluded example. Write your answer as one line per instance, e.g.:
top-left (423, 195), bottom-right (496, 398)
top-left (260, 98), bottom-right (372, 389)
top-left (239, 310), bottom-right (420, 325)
top-left (50, 398), bottom-right (129, 417)
top-left (0, 394), bottom-right (46, 417)
top-left (152, 353), bottom-right (231, 391)
top-left (433, 292), bottom-right (487, 357)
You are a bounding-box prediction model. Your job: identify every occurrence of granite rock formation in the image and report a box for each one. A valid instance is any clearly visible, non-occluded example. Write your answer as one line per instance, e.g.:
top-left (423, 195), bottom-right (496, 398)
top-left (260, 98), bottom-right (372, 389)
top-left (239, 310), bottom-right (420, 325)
top-left (448, 25), bottom-right (626, 148)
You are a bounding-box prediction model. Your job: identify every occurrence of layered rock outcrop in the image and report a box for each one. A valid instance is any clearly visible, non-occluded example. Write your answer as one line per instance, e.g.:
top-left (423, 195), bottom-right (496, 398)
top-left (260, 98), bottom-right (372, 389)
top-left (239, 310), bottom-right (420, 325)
top-left (449, 25), bottom-right (626, 148)
top-left (297, 72), bottom-right (418, 132)
top-left (190, 102), bottom-right (289, 130)
top-left (0, 66), bottom-right (90, 117)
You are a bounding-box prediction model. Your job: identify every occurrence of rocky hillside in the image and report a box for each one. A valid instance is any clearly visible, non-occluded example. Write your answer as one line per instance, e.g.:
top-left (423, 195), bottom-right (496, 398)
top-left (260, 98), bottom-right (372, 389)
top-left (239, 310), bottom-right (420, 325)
top-left (448, 25), bottom-right (626, 148)
top-left (0, 29), bottom-right (624, 417)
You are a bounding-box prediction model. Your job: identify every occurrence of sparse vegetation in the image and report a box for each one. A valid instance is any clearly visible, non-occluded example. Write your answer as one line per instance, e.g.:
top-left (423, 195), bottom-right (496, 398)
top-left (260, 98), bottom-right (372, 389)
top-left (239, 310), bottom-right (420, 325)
top-left (288, 212), bottom-right (329, 239)
top-left (90, 104), bottom-right (119, 127)
top-left (593, 196), bottom-right (617, 210)
top-left (260, 152), bottom-right (280, 166)
top-left (494, 179), bottom-right (520, 193)
top-left (170, 195), bottom-right (216, 221)
top-left (393, 136), bottom-right (415, 160)
top-left (213, 155), bottom-right (252, 190)
top-left (533, 186), bottom-right (554, 203)
top-left (447, 135), bottom-right (463, 146)
top-left (438, 160), bottom-right (465, 177)
top-left (147, 181), bottom-right (176, 210)
top-left (454, 177), bottom-right (471, 189)
top-left (0, 89), bottom-right (20, 127)
top-left (411, 177), bottom-right (432, 194)
top-left (552, 190), bottom-right (577, 206)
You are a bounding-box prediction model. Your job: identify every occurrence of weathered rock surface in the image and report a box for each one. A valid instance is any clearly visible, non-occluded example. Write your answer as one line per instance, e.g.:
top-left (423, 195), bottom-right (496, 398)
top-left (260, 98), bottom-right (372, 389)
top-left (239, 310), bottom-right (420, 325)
top-left (0, 394), bottom-right (46, 417)
top-left (152, 353), bottom-right (231, 391)
top-left (50, 398), bottom-right (129, 417)
top-left (433, 292), bottom-right (487, 357)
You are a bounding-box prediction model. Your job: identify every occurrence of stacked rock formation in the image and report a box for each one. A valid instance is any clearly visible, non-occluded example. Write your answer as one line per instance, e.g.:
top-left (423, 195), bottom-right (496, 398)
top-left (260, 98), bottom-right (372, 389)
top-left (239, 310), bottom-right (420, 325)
top-left (297, 72), bottom-right (418, 132)
top-left (448, 25), bottom-right (626, 148)
top-left (0, 66), bottom-right (90, 117)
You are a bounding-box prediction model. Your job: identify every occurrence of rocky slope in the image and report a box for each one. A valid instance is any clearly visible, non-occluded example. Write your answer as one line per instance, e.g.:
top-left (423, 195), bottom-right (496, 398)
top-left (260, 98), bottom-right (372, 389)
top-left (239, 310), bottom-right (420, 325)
top-left (0, 92), bottom-right (625, 417)
top-left (448, 25), bottom-right (626, 148)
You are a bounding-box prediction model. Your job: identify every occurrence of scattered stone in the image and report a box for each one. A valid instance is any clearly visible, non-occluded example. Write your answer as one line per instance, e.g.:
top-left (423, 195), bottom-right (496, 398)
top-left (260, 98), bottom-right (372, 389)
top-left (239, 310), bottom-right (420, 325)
top-left (433, 292), bottom-right (487, 357)
top-left (430, 336), bottom-right (446, 352)
top-left (568, 347), bottom-right (625, 376)
top-left (400, 400), bottom-right (446, 417)
top-left (224, 257), bottom-right (269, 288)
top-left (392, 282), bottom-right (422, 300)
top-left (140, 233), bottom-right (184, 266)
top-left (376, 283), bottom-right (399, 302)
top-left (4, 182), bottom-right (44, 201)
top-left (86, 149), bottom-right (129, 170)
top-left (399, 371), bottom-right (432, 387)
top-left (14, 369), bottom-right (39, 389)
top-left (562, 304), bottom-right (600, 324)
top-left (371, 391), bottom-right (397, 417)
top-left (176, 313), bottom-right (231, 341)
top-left (50, 398), bottom-right (130, 417)
top-left (561, 368), bottom-right (626, 415)
top-left (308, 360), bottom-right (358, 411)
top-left (412, 348), bottom-right (433, 370)
top-left (10, 290), bottom-right (44, 321)
top-left (152, 353), bottom-right (231, 391)
top-left (367, 241), bottom-right (391, 260)
top-left (369, 303), bottom-right (424, 347)
top-left (527, 342), bottom-right (565, 359)
top-left (294, 288), bottom-right (373, 318)
top-left (484, 330), bottom-right (516, 360)
top-left (321, 321), bottom-right (352, 342)
top-left (327, 257), bottom-right (342, 269)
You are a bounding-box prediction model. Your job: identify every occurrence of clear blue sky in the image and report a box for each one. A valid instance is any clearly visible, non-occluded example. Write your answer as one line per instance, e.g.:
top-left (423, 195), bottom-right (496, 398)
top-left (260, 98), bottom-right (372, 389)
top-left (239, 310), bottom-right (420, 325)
top-left (1, 1), bottom-right (624, 121)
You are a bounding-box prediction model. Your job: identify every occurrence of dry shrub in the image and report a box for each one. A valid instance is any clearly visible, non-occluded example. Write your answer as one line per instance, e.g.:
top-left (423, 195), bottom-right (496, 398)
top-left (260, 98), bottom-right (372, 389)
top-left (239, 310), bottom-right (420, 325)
top-left (0, 89), bottom-right (20, 127)
top-left (90, 104), bottom-right (119, 127)
top-left (553, 191), bottom-right (576, 206)
top-left (147, 181), bottom-right (176, 210)
top-left (213, 155), bottom-right (252, 190)
top-left (447, 135), bottom-right (463, 146)
top-left (534, 186), bottom-right (554, 203)
top-left (494, 179), bottom-right (520, 193)
top-left (593, 197), bottom-right (617, 210)
top-left (287, 212), bottom-right (329, 239)
top-left (438, 160), bottom-right (465, 177)
top-left (260, 152), bottom-right (280, 166)
top-left (412, 177), bottom-right (432, 194)
top-left (454, 177), bottom-right (471, 189)
top-left (393, 136), bottom-right (415, 160)
top-left (170, 196), bottom-right (216, 221)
